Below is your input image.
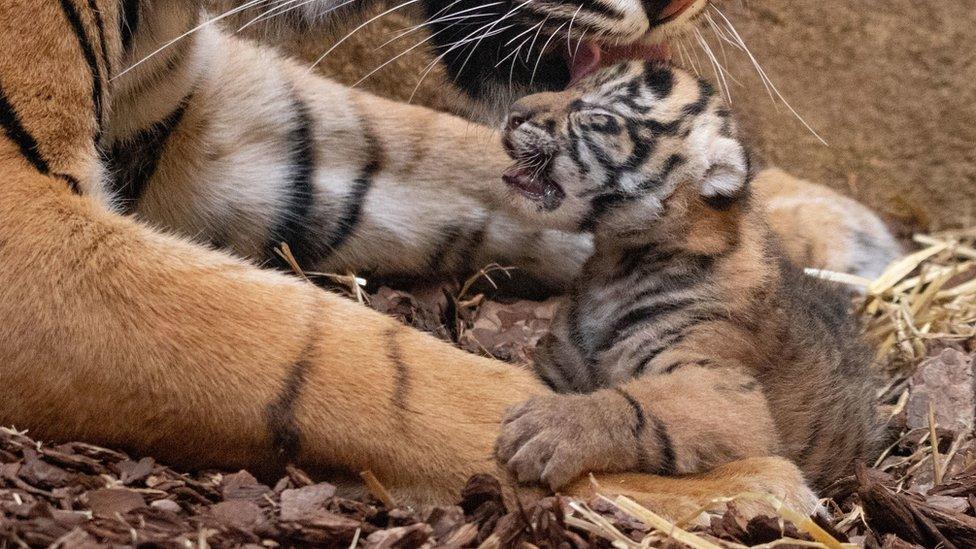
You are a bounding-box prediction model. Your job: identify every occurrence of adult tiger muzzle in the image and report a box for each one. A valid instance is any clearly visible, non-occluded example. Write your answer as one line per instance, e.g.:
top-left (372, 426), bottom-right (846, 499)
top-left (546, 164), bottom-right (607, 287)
top-left (421, 0), bottom-right (707, 108)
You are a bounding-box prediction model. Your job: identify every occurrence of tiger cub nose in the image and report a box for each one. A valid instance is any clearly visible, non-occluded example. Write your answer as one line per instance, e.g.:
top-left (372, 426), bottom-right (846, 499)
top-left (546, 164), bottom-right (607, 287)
top-left (506, 106), bottom-right (532, 131)
top-left (506, 113), bottom-right (527, 132)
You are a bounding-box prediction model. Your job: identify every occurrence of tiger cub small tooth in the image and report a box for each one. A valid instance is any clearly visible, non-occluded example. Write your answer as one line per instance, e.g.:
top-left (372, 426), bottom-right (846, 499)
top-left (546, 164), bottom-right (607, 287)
top-left (495, 62), bottom-right (882, 492)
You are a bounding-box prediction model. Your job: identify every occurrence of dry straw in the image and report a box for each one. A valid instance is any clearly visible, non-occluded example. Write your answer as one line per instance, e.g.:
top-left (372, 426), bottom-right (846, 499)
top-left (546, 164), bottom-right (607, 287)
top-left (809, 229), bottom-right (976, 374)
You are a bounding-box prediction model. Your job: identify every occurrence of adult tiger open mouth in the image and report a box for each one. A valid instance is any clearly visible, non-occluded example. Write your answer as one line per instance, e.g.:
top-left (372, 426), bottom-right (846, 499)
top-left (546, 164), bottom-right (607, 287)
top-left (421, 0), bottom-right (706, 113)
top-left (567, 42), bottom-right (671, 86)
top-left (566, 0), bottom-right (707, 85)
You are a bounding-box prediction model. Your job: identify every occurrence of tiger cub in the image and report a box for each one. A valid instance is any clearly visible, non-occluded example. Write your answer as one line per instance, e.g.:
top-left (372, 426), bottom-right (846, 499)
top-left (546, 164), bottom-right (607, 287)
top-left (493, 62), bottom-right (882, 492)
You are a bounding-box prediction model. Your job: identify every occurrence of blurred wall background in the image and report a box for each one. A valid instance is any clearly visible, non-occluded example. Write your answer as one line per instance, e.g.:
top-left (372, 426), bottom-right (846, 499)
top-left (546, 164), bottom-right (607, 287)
top-left (714, 1), bottom-right (975, 234)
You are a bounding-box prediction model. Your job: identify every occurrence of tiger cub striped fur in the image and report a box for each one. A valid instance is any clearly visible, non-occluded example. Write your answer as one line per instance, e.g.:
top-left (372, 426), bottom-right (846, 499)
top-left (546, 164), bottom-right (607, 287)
top-left (494, 62), bottom-right (883, 491)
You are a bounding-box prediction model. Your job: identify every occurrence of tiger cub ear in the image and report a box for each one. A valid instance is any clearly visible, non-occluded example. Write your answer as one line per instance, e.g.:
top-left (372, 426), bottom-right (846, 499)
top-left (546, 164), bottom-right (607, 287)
top-left (697, 135), bottom-right (750, 200)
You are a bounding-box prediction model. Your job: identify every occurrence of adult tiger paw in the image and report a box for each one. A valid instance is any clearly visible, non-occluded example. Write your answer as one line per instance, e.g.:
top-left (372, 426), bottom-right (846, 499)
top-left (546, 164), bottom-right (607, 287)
top-left (495, 392), bottom-right (642, 491)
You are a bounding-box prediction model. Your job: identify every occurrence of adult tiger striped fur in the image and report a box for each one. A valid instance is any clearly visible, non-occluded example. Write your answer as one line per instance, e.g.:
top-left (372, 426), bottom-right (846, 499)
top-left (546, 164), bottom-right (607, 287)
top-left (0, 0), bottom-right (882, 520)
top-left (493, 62), bottom-right (883, 491)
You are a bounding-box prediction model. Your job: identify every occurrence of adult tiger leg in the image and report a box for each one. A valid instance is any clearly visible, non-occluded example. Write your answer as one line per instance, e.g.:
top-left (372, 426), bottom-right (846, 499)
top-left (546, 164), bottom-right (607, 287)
top-left (105, 11), bottom-right (589, 292)
top-left (577, 457), bottom-right (820, 524)
top-left (0, 0), bottom-right (545, 506)
top-left (749, 168), bottom-right (902, 279)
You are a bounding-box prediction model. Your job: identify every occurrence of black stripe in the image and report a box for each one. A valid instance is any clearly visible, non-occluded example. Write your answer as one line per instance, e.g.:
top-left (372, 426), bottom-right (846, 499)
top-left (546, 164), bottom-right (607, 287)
top-left (642, 63), bottom-right (675, 98)
top-left (55, 173), bottom-right (82, 194)
top-left (576, 0), bottom-right (625, 20)
top-left (565, 292), bottom-right (603, 386)
top-left (537, 372), bottom-right (558, 391)
top-left (613, 389), bottom-right (677, 475)
top-left (624, 270), bottom-right (706, 304)
top-left (579, 192), bottom-right (630, 232)
top-left (605, 297), bottom-right (697, 346)
top-left (104, 94), bottom-right (191, 211)
top-left (703, 192), bottom-right (740, 211)
top-left (455, 221), bottom-right (488, 274)
top-left (641, 118), bottom-right (683, 137)
top-left (681, 79), bottom-right (714, 117)
top-left (614, 388), bottom-right (646, 435)
top-left (86, 0), bottom-right (113, 78)
top-left (650, 413), bottom-right (677, 476)
top-left (320, 123), bottom-right (382, 261)
top-left (656, 154), bottom-right (685, 183)
top-left (631, 338), bottom-right (674, 377)
top-left (60, 0), bottom-right (105, 137)
top-left (120, 0), bottom-right (140, 53)
top-left (0, 85), bottom-right (82, 194)
top-left (386, 328), bottom-right (411, 412)
top-left (428, 224), bottom-right (466, 274)
top-left (614, 246), bottom-right (656, 279)
top-left (614, 389), bottom-right (654, 474)
top-left (268, 94), bottom-right (318, 270)
top-left (266, 357), bottom-right (313, 460)
top-left (0, 85), bottom-right (52, 175)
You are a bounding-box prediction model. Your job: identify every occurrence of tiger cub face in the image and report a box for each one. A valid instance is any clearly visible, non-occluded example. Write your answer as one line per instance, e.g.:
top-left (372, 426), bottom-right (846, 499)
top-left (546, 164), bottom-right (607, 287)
top-left (500, 62), bottom-right (749, 234)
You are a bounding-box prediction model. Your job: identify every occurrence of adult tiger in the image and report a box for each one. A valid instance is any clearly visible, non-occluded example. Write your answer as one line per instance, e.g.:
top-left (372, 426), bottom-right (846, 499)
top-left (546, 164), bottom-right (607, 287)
top-left (0, 0), bottom-right (894, 518)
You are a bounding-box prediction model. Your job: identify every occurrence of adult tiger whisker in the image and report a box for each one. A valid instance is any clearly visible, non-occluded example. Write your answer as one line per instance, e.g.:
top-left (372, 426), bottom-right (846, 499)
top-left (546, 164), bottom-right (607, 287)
top-left (114, 0), bottom-right (271, 78)
top-left (693, 27), bottom-right (731, 103)
top-left (307, 0), bottom-right (423, 72)
top-left (453, 1), bottom-right (538, 83)
top-left (531, 22), bottom-right (567, 88)
top-left (408, 22), bottom-right (518, 102)
top-left (572, 30), bottom-right (588, 65)
top-left (711, 6), bottom-right (827, 145)
top-left (703, 10), bottom-right (743, 56)
top-left (700, 17), bottom-right (743, 88)
top-left (353, 22), bottom-right (463, 88)
top-left (378, 0), bottom-right (498, 50)
top-left (495, 33), bottom-right (532, 69)
top-left (379, 13), bottom-right (496, 50)
top-left (508, 37), bottom-right (531, 91)
top-left (408, 2), bottom-right (530, 101)
top-left (522, 14), bottom-right (549, 79)
top-left (237, 0), bottom-right (320, 31)
top-left (502, 20), bottom-right (544, 49)
top-left (566, 4), bottom-right (584, 59)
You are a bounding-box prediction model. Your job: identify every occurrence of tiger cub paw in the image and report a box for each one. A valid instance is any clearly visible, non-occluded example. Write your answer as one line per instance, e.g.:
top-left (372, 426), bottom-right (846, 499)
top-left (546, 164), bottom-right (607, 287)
top-left (495, 393), bottom-right (638, 490)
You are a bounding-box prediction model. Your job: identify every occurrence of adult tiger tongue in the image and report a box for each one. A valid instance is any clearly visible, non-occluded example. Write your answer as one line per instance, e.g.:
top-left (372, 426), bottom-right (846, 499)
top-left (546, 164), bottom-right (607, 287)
top-left (568, 42), bottom-right (672, 86)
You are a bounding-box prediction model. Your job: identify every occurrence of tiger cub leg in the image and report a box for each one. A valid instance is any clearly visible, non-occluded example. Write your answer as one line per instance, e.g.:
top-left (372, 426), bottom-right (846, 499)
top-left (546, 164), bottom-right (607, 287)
top-left (496, 366), bottom-right (779, 491)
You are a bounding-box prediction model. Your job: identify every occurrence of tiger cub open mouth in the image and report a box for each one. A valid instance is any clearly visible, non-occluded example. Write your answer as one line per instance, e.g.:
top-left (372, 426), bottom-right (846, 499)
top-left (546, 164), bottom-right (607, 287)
top-left (501, 129), bottom-right (566, 211)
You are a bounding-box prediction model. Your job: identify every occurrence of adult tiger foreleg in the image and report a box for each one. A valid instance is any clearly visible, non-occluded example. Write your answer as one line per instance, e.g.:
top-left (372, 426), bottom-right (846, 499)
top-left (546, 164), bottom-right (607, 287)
top-left (0, 0), bottom-right (546, 506)
top-left (106, 7), bottom-right (589, 291)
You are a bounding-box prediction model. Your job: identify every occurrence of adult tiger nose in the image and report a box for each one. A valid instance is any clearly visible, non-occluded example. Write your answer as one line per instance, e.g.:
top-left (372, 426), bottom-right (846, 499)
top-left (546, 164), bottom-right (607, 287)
top-left (646, 0), bottom-right (699, 22)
